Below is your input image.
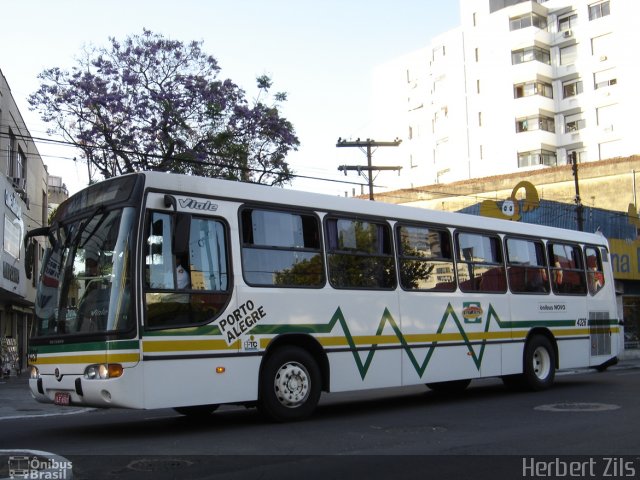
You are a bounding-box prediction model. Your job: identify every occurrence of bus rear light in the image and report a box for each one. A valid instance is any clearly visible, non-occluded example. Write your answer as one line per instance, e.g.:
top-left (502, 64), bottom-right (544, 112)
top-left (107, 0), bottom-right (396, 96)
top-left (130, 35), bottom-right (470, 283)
top-left (84, 363), bottom-right (123, 380)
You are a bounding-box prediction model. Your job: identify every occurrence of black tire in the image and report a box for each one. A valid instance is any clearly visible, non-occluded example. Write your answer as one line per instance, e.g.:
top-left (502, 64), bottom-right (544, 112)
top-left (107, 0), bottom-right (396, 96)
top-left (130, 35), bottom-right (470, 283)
top-left (258, 346), bottom-right (321, 422)
top-left (502, 336), bottom-right (556, 391)
top-left (426, 379), bottom-right (471, 394)
top-left (522, 335), bottom-right (556, 391)
top-left (173, 404), bottom-right (218, 417)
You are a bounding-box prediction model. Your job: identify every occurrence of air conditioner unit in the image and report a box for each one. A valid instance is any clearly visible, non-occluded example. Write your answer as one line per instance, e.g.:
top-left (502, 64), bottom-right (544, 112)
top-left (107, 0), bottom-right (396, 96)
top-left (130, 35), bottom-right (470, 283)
top-left (9, 177), bottom-right (26, 194)
top-left (563, 29), bottom-right (573, 38)
top-left (599, 55), bottom-right (608, 61)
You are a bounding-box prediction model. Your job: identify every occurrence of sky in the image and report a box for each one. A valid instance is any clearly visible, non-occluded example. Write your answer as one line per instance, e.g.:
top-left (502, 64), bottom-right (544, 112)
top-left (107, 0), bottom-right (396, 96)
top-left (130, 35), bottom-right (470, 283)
top-left (0, 0), bottom-right (460, 196)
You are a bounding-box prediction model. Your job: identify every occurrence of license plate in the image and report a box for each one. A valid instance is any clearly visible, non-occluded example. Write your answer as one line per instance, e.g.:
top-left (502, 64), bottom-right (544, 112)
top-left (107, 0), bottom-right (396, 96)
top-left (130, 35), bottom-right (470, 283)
top-left (54, 392), bottom-right (71, 406)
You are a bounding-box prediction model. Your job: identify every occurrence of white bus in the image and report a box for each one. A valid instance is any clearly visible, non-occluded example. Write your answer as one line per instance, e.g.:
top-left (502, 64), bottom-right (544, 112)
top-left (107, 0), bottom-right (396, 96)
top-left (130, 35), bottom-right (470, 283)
top-left (26, 172), bottom-right (620, 421)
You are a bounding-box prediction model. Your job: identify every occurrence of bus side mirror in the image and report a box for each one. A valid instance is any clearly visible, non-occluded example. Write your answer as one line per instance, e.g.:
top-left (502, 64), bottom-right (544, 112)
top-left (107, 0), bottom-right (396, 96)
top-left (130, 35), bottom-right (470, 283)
top-left (172, 212), bottom-right (191, 256)
top-left (25, 241), bottom-right (35, 280)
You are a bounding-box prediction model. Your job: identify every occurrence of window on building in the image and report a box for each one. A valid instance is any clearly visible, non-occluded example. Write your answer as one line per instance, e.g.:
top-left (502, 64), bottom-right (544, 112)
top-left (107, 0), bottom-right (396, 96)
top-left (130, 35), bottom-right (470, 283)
top-left (591, 33), bottom-right (612, 59)
top-left (455, 232), bottom-right (506, 293)
top-left (515, 114), bottom-right (555, 133)
top-left (518, 149), bottom-right (557, 168)
top-left (558, 12), bottom-right (578, 32)
top-left (567, 149), bottom-right (586, 164)
top-left (589, 1), bottom-right (610, 21)
top-left (560, 44), bottom-right (578, 66)
top-left (548, 243), bottom-right (587, 295)
top-left (514, 80), bottom-right (553, 99)
top-left (475, 48), bottom-right (479, 62)
top-left (326, 217), bottom-right (396, 290)
top-left (434, 138), bottom-right (450, 165)
top-left (478, 112), bottom-right (482, 127)
top-left (509, 12), bottom-right (547, 31)
top-left (562, 78), bottom-right (583, 98)
top-left (599, 139), bottom-right (623, 160)
top-left (596, 103), bottom-right (618, 128)
top-left (506, 238), bottom-right (549, 294)
top-left (7, 130), bottom-right (15, 173)
top-left (594, 69), bottom-right (617, 89)
top-left (397, 225), bottom-right (455, 291)
top-left (241, 208), bottom-right (324, 287)
top-left (511, 46), bottom-right (551, 65)
top-left (564, 112), bottom-right (586, 132)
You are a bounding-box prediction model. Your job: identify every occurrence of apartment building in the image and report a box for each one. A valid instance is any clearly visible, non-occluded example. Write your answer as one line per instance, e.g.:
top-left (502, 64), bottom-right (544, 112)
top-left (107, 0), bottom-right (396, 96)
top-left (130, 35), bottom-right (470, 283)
top-left (0, 68), bottom-right (49, 375)
top-left (370, 0), bottom-right (638, 191)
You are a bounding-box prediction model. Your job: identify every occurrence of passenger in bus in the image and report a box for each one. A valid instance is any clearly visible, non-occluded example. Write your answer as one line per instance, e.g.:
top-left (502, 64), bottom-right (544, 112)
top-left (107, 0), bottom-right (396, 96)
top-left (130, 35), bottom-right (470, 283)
top-left (527, 268), bottom-right (549, 293)
top-left (587, 255), bottom-right (604, 294)
top-left (176, 256), bottom-right (191, 289)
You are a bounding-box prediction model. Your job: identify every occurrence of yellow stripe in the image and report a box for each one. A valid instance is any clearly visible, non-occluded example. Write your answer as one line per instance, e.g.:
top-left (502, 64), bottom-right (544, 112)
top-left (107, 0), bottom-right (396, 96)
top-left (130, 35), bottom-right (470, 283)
top-left (116, 326), bottom-right (624, 354)
top-left (260, 327), bottom-right (607, 350)
top-left (143, 339), bottom-right (239, 353)
top-left (32, 353), bottom-right (140, 365)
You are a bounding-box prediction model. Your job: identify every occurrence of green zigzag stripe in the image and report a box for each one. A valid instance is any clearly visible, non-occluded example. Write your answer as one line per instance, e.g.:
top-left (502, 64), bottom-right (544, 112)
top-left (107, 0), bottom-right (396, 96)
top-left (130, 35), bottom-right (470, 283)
top-left (251, 304), bottom-right (576, 380)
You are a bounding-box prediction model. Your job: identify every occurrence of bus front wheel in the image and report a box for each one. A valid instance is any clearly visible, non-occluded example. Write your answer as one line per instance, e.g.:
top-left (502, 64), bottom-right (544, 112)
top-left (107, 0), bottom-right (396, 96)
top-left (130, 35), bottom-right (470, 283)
top-left (258, 346), bottom-right (321, 422)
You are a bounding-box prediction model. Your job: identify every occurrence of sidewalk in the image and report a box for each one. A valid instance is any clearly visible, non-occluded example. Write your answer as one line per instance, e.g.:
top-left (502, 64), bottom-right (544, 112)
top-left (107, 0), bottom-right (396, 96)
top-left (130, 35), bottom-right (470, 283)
top-left (1, 351), bottom-right (639, 420)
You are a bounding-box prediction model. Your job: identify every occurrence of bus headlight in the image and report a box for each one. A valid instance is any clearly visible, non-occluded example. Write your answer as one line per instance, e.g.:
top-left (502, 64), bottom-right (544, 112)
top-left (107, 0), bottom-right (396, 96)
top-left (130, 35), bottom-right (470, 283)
top-left (30, 366), bottom-right (40, 379)
top-left (84, 364), bottom-right (123, 380)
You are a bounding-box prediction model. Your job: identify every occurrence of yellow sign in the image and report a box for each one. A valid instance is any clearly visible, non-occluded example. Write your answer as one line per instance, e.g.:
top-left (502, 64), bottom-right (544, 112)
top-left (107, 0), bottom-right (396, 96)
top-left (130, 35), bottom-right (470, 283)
top-left (479, 181), bottom-right (540, 221)
top-left (608, 238), bottom-right (640, 281)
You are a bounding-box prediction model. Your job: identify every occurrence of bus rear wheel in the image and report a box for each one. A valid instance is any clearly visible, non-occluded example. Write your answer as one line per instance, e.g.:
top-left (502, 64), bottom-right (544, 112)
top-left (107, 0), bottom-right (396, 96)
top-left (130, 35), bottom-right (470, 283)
top-left (258, 346), bottom-right (321, 422)
top-left (502, 336), bottom-right (556, 391)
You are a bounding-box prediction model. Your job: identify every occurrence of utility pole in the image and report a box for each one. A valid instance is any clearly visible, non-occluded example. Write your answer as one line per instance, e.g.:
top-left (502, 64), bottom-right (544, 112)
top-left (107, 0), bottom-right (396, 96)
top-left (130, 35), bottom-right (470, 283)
top-left (336, 137), bottom-right (402, 200)
top-left (570, 151), bottom-right (584, 231)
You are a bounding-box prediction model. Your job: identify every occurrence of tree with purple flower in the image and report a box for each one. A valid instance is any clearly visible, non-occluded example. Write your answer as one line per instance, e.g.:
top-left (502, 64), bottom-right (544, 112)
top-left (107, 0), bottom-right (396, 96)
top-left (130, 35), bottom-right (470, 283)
top-left (29, 29), bottom-right (299, 186)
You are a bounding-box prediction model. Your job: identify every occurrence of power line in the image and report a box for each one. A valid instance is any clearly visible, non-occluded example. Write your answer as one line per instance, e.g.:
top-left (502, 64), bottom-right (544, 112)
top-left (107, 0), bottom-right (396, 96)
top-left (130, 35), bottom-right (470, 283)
top-left (336, 137), bottom-right (402, 200)
top-left (0, 130), bottom-right (371, 189)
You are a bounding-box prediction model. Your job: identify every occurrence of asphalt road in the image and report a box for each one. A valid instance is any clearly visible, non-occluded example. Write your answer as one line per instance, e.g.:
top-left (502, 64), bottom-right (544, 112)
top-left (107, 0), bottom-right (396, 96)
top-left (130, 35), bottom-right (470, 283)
top-left (1, 364), bottom-right (639, 479)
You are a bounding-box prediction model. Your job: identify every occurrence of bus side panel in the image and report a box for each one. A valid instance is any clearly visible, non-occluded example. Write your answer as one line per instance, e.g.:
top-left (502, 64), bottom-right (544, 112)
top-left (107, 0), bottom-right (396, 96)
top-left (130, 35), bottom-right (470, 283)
top-left (141, 356), bottom-right (261, 409)
top-left (585, 274), bottom-right (621, 368)
top-left (235, 285), bottom-right (403, 394)
top-left (398, 293), bottom-right (508, 385)
top-left (557, 338), bottom-right (590, 370)
top-left (324, 291), bottom-right (402, 392)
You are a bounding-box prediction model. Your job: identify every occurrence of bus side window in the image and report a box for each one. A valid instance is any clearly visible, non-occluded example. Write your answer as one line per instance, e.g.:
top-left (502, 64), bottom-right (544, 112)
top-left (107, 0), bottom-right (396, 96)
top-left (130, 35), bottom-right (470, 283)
top-left (506, 237), bottom-right (549, 294)
top-left (396, 224), bottom-right (455, 291)
top-left (326, 217), bottom-right (396, 290)
top-left (144, 211), bottom-right (230, 329)
top-left (145, 212), bottom-right (175, 290)
top-left (240, 208), bottom-right (324, 287)
top-left (548, 243), bottom-right (587, 295)
top-left (585, 246), bottom-right (605, 295)
top-left (455, 231), bottom-right (506, 293)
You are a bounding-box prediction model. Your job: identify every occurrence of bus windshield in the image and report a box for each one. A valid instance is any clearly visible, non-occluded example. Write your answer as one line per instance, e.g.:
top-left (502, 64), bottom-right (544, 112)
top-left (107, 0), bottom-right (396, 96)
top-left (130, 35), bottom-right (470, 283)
top-left (34, 207), bottom-right (136, 338)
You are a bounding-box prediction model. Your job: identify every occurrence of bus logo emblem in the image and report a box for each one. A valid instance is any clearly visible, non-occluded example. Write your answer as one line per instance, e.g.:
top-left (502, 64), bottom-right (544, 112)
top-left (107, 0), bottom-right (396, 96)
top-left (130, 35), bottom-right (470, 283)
top-left (462, 302), bottom-right (483, 323)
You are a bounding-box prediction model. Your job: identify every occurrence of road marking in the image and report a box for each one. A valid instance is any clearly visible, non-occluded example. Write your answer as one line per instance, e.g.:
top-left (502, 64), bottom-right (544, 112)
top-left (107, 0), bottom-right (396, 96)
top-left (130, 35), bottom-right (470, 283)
top-left (534, 402), bottom-right (620, 412)
top-left (0, 408), bottom-right (93, 421)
